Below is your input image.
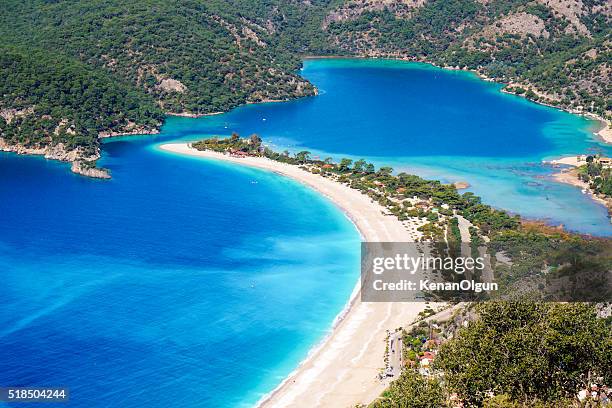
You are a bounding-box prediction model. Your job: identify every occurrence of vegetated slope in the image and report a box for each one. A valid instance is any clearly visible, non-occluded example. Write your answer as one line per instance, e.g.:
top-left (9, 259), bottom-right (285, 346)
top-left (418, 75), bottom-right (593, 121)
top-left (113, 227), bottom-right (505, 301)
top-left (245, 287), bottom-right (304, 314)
top-left (2, 0), bottom-right (320, 113)
top-left (0, 46), bottom-right (163, 160)
top-left (0, 0), bottom-right (610, 174)
top-left (0, 0), bottom-right (321, 170)
top-left (323, 0), bottom-right (611, 117)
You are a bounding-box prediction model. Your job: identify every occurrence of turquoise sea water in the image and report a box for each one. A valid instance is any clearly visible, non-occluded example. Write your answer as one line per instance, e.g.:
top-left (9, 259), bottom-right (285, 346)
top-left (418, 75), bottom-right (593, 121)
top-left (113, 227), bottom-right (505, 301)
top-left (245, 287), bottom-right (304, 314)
top-left (166, 58), bottom-right (611, 235)
top-left (0, 142), bottom-right (360, 407)
top-left (0, 58), bottom-right (610, 408)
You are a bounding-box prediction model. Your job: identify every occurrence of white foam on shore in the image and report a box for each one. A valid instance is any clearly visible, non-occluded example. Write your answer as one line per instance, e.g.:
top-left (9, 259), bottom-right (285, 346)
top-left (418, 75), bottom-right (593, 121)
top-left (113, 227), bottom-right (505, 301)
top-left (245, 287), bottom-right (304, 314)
top-left (158, 143), bottom-right (424, 408)
top-left (253, 278), bottom-right (363, 408)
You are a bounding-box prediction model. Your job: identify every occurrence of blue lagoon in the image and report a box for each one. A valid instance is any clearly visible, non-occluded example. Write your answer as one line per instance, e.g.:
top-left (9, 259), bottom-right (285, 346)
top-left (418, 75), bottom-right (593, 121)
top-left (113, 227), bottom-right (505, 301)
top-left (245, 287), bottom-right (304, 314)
top-left (165, 58), bottom-right (611, 235)
top-left (0, 58), bottom-right (610, 408)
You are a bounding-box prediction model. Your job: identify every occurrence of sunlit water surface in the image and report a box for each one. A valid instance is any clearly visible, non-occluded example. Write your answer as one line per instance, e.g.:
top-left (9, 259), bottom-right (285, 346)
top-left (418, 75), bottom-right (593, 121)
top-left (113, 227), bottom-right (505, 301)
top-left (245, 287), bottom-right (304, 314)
top-left (1, 58), bottom-right (610, 408)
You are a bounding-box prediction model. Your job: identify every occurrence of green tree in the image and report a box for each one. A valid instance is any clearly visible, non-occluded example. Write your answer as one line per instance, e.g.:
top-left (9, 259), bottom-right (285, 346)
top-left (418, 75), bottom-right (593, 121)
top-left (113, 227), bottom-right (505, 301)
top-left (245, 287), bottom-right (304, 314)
top-left (369, 370), bottom-right (446, 408)
top-left (249, 133), bottom-right (262, 148)
top-left (295, 150), bottom-right (311, 163)
top-left (353, 159), bottom-right (367, 172)
top-left (378, 166), bottom-right (394, 176)
top-left (482, 394), bottom-right (574, 407)
top-left (436, 302), bottom-right (611, 406)
top-left (339, 158), bottom-right (353, 172)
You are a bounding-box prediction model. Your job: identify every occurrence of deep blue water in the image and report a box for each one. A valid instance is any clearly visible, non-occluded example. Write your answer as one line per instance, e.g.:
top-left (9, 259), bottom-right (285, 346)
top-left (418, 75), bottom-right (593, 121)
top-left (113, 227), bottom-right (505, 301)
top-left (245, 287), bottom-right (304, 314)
top-left (0, 142), bottom-right (359, 407)
top-left (0, 58), bottom-right (610, 408)
top-left (166, 58), bottom-right (611, 235)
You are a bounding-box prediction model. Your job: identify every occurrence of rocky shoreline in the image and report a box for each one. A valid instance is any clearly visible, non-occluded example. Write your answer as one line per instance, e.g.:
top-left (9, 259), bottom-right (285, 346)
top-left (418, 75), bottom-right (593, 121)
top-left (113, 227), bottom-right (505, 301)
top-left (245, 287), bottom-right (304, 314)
top-left (0, 137), bottom-right (110, 179)
top-left (98, 127), bottom-right (160, 138)
top-left (70, 161), bottom-right (111, 179)
top-left (165, 111), bottom-right (223, 118)
top-left (0, 121), bottom-right (166, 179)
top-left (2, 57), bottom-right (609, 182)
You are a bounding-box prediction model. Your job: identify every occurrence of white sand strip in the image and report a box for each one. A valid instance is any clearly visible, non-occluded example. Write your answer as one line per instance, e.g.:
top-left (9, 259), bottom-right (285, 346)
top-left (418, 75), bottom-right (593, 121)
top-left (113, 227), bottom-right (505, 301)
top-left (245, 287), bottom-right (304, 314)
top-left (545, 155), bottom-right (586, 167)
top-left (159, 143), bottom-right (429, 408)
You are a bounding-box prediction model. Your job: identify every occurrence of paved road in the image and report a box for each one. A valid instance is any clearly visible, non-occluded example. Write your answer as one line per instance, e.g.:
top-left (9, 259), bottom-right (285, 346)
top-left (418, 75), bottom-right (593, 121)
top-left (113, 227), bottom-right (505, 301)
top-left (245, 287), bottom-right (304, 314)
top-left (388, 332), bottom-right (402, 378)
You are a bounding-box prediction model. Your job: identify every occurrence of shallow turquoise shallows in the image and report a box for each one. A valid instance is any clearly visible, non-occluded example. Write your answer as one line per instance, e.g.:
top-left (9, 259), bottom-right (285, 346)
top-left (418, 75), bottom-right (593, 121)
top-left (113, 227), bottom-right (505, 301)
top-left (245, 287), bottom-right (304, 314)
top-left (164, 58), bottom-right (611, 235)
top-left (0, 58), bottom-right (610, 408)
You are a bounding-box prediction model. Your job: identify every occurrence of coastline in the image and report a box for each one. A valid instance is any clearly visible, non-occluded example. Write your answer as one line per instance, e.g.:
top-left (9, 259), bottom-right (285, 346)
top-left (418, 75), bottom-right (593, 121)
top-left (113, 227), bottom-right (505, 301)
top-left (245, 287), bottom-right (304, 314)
top-left (552, 170), bottom-right (611, 218)
top-left (4, 56), bottom-right (608, 181)
top-left (159, 142), bottom-right (431, 407)
top-left (165, 111), bottom-right (224, 118)
top-left (592, 118), bottom-right (612, 144)
top-left (98, 127), bottom-right (160, 139)
top-left (545, 156), bottom-right (612, 218)
top-left (0, 137), bottom-right (110, 179)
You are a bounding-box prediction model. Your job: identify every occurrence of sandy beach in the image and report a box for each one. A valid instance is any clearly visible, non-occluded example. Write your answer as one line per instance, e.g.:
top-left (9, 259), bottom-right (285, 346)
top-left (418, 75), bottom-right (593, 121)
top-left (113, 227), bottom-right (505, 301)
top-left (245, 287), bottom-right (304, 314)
top-left (544, 155), bottom-right (588, 167)
top-left (545, 155), bottom-right (612, 217)
top-left (159, 143), bottom-right (430, 407)
top-left (595, 122), bottom-right (612, 144)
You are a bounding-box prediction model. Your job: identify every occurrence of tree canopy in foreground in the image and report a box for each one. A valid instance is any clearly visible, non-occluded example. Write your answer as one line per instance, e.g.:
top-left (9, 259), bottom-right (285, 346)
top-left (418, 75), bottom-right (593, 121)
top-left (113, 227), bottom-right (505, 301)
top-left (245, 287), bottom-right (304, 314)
top-left (371, 302), bottom-right (611, 407)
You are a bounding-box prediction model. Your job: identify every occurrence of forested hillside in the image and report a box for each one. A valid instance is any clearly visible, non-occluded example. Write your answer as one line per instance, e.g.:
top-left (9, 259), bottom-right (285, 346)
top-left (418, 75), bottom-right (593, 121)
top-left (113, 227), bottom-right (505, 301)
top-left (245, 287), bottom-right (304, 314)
top-left (0, 0), bottom-right (610, 175)
top-left (0, 0), bottom-right (321, 174)
top-left (0, 46), bottom-right (162, 156)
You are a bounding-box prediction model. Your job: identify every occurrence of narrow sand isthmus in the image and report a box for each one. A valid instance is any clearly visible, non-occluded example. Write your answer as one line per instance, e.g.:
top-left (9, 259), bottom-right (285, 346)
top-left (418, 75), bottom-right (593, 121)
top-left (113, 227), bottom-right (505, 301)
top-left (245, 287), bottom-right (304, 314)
top-left (159, 143), bottom-right (429, 408)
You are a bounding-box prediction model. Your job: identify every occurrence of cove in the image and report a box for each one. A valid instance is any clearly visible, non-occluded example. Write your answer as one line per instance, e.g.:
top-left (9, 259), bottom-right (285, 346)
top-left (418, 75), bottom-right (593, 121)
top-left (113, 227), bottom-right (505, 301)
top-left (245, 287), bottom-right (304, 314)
top-left (0, 141), bottom-right (360, 407)
top-left (164, 58), bottom-right (611, 236)
top-left (0, 57), bottom-right (610, 408)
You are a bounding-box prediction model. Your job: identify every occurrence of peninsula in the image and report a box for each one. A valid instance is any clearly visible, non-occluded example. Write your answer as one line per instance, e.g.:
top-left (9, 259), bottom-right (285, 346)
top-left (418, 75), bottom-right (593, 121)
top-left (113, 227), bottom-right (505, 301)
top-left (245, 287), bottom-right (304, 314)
top-left (2, 0), bottom-right (611, 406)
top-left (546, 154), bottom-right (612, 218)
top-left (160, 142), bottom-right (432, 407)
top-left (161, 135), bottom-right (611, 407)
